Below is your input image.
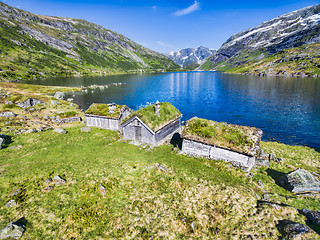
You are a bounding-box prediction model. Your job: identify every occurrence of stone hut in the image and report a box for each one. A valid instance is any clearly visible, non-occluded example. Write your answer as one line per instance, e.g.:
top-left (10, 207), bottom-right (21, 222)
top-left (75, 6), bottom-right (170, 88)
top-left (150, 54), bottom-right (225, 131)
top-left (181, 117), bottom-right (263, 171)
top-left (85, 103), bottom-right (132, 131)
top-left (121, 102), bottom-right (182, 146)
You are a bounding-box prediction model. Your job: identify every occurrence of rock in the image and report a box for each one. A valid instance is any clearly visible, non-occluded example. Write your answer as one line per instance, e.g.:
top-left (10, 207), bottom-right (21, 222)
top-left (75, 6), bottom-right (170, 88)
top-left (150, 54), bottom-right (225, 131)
top-left (300, 209), bottom-right (320, 227)
top-left (277, 220), bottom-right (314, 239)
top-left (258, 148), bottom-right (269, 159)
top-left (54, 92), bottom-right (65, 100)
top-left (0, 112), bottom-right (16, 118)
top-left (262, 193), bottom-right (270, 201)
top-left (43, 186), bottom-right (53, 193)
top-left (16, 98), bottom-right (43, 109)
top-left (51, 100), bottom-right (60, 106)
top-left (25, 129), bottom-right (37, 134)
top-left (52, 175), bottom-right (66, 185)
top-left (45, 178), bottom-right (52, 185)
top-left (98, 184), bottom-right (106, 197)
top-left (4, 199), bottom-right (17, 208)
top-left (67, 98), bottom-right (73, 102)
top-left (191, 221), bottom-right (195, 233)
top-left (157, 164), bottom-right (169, 173)
top-left (0, 221), bottom-right (25, 239)
top-left (53, 128), bottom-right (67, 134)
top-left (81, 126), bottom-right (92, 133)
top-left (279, 168), bottom-right (320, 194)
top-left (257, 179), bottom-right (265, 189)
top-left (0, 137), bottom-right (5, 150)
top-left (58, 117), bottom-right (81, 124)
top-left (255, 158), bottom-right (269, 167)
top-left (269, 153), bottom-right (278, 162)
top-left (7, 188), bottom-right (21, 197)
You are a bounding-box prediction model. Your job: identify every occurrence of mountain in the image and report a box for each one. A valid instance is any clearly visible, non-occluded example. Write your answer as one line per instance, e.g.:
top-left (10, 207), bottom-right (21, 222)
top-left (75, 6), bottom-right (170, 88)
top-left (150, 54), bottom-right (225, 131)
top-left (0, 3), bottom-right (179, 81)
top-left (201, 4), bottom-right (320, 77)
top-left (167, 46), bottom-right (216, 67)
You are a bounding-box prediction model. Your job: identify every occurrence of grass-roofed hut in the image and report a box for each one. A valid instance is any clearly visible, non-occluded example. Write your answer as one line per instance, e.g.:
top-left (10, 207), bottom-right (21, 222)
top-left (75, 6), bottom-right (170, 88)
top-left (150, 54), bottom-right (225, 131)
top-left (181, 117), bottom-right (263, 170)
top-left (85, 103), bottom-right (132, 131)
top-left (121, 102), bottom-right (182, 146)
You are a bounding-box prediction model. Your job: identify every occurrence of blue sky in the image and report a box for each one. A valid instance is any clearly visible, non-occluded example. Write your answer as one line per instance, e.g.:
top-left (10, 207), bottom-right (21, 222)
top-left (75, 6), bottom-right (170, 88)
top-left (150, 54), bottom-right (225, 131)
top-left (2, 0), bottom-right (320, 53)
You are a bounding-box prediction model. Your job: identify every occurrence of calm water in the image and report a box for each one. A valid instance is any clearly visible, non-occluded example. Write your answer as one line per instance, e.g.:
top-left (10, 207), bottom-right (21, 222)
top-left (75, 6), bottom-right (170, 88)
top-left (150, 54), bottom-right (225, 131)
top-left (25, 72), bottom-right (320, 149)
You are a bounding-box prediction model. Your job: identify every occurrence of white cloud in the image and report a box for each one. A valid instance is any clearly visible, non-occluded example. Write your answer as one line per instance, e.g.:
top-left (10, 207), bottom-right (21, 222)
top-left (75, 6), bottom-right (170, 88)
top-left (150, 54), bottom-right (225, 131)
top-left (156, 41), bottom-right (174, 49)
top-left (174, 1), bottom-right (200, 16)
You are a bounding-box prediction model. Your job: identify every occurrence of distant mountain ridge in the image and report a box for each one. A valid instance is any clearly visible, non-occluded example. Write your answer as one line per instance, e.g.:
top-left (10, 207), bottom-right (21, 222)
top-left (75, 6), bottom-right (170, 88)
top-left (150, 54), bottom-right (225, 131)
top-left (167, 46), bottom-right (215, 67)
top-left (0, 2), bottom-right (178, 81)
top-left (201, 4), bottom-right (320, 77)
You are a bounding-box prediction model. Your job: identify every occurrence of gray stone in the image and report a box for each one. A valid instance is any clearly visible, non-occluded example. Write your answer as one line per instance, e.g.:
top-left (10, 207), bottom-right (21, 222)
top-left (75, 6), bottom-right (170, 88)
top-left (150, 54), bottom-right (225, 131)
top-left (277, 220), bottom-right (314, 239)
top-left (54, 92), bottom-right (65, 100)
top-left (157, 164), bottom-right (169, 173)
top-left (52, 175), bottom-right (66, 185)
top-left (4, 199), bottom-right (17, 208)
top-left (51, 100), bottom-right (60, 106)
top-left (269, 153), bottom-right (278, 162)
top-left (0, 137), bottom-right (5, 150)
top-left (255, 158), bottom-right (269, 167)
top-left (262, 193), bottom-right (270, 201)
top-left (300, 209), bottom-right (320, 227)
top-left (98, 184), bottom-right (106, 197)
top-left (258, 148), bottom-right (269, 159)
top-left (58, 117), bottom-right (81, 124)
top-left (81, 126), bottom-right (92, 133)
top-left (16, 98), bottom-right (43, 109)
top-left (25, 129), bottom-right (37, 134)
top-left (53, 128), bottom-right (67, 134)
top-left (45, 178), bottom-right (52, 185)
top-left (0, 222), bottom-right (25, 239)
top-left (279, 168), bottom-right (320, 194)
top-left (67, 98), bottom-right (73, 102)
top-left (258, 179), bottom-right (265, 189)
top-left (0, 112), bottom-right (16, 118)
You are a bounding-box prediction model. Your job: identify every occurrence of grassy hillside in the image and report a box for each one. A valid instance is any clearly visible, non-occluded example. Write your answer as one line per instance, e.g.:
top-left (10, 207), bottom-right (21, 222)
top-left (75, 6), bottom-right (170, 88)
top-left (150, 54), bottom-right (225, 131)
top-left (0, 3), bottom-right (179, 82)
top-left (0, 125), bottom-right (319, 239)
top-left (202, 43), bottom-right (320, 77)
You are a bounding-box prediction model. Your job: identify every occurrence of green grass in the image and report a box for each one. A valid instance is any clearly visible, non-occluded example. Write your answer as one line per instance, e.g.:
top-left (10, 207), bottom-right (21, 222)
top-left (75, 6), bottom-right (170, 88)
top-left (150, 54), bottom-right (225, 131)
top-left (183, 117), bottom-right (261, 156)
top-left (85, 103), bottom-right (126, 119)
top-left (0, 125), bottom-right (319, 239)
top-left (123, 102), bottom-right (181, 132)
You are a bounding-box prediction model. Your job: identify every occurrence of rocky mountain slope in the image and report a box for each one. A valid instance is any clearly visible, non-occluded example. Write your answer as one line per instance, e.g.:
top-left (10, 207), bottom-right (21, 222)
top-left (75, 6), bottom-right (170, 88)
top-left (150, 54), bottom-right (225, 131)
top-left (0, 2), bottom-right (179, 81)
top-left (167, 46), bottom-right (215, 67)
top-left (201, 4), bottom-right (320, 77)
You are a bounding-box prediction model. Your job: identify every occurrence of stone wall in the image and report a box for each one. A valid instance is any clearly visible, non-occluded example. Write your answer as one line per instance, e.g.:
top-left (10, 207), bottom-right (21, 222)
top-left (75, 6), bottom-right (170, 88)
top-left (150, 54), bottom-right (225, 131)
top-left (181, 138), bottom-right (255, 171)
top-left (86, 115), bottom-right (120, 131)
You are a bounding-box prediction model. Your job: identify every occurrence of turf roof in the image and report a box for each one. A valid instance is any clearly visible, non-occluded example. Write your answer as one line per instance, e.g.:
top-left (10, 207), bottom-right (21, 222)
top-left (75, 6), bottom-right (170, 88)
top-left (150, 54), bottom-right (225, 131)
top-left (182, 117), bottom-right (262, 156)
top-left (85, 103), bottom-right (128, 119)
top-left (122, 102), bottom-right (182, 132)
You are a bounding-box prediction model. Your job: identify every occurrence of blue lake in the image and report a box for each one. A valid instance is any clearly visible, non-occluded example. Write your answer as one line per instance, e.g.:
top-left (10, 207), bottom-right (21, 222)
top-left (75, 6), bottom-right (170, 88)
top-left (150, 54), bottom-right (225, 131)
top-left (25, 72), bottom-right (320, 149)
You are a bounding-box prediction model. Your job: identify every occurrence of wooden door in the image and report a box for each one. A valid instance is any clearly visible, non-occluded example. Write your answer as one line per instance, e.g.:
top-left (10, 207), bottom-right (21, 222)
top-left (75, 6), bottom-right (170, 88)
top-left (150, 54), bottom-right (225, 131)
top-left (135, 126), bottom-right (142, 141)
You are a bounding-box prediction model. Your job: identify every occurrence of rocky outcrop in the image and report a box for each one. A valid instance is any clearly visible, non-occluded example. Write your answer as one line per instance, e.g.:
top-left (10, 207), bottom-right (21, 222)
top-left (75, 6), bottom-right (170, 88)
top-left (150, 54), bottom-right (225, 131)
top-left (16, 98), bottom-right (43, 108)
top-left (279, 168), bottom-right (320, 194)
top-left (277, 220), bottom-right (314, 239)
top-left (0, 221), bottom-right (25, 239)
top-left (206, 4), bottom-right (320, 70)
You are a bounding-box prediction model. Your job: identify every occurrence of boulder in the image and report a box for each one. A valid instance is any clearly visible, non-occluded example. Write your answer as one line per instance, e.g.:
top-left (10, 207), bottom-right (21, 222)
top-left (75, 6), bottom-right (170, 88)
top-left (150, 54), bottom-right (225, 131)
top-left (255, 158), bottom-right (269, 167)
top-left (81, 126), bottom-right (92, 133)
top-left (277, 220), bottom-right (314, 239)
top-left (300, 209), bottom-right (320, 227)
top-left (279, 169), bottom-right (320, 194)
top-left (53, 128), bottom-right (67, 134)
top-left (4, 199), bottom-right (17, 208)
top-left (16, 98), bottom-right (43, 109)
top-left (51, 100), bottom-right (60, 106)
top-left (0, 137), bottom-right (5, 150)
top-left (0, 112), bottom-right (16, 118)
top-left (98, 184), bottom-right (106, 198)
top-left (0, 222), bottom-right (25, 239)
top-left (54, 92), bottom-right (65, 100)
top-left (52, 175), bottom-right (66, 185)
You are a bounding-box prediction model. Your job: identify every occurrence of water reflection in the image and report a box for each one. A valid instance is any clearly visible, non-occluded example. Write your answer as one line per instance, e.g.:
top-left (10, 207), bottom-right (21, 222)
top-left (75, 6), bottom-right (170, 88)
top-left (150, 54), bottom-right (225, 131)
top-left (25, 72), bottom-right (320, 148)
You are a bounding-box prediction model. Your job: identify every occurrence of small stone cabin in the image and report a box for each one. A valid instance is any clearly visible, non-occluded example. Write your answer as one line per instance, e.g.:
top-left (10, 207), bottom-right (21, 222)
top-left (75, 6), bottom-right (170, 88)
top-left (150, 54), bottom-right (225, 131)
top-left (181, 117), bottom-right (263, 171)
top-left (121, 101), bottom-right (182, 146)
top-left (85, 103), bottom-right (132, 131)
